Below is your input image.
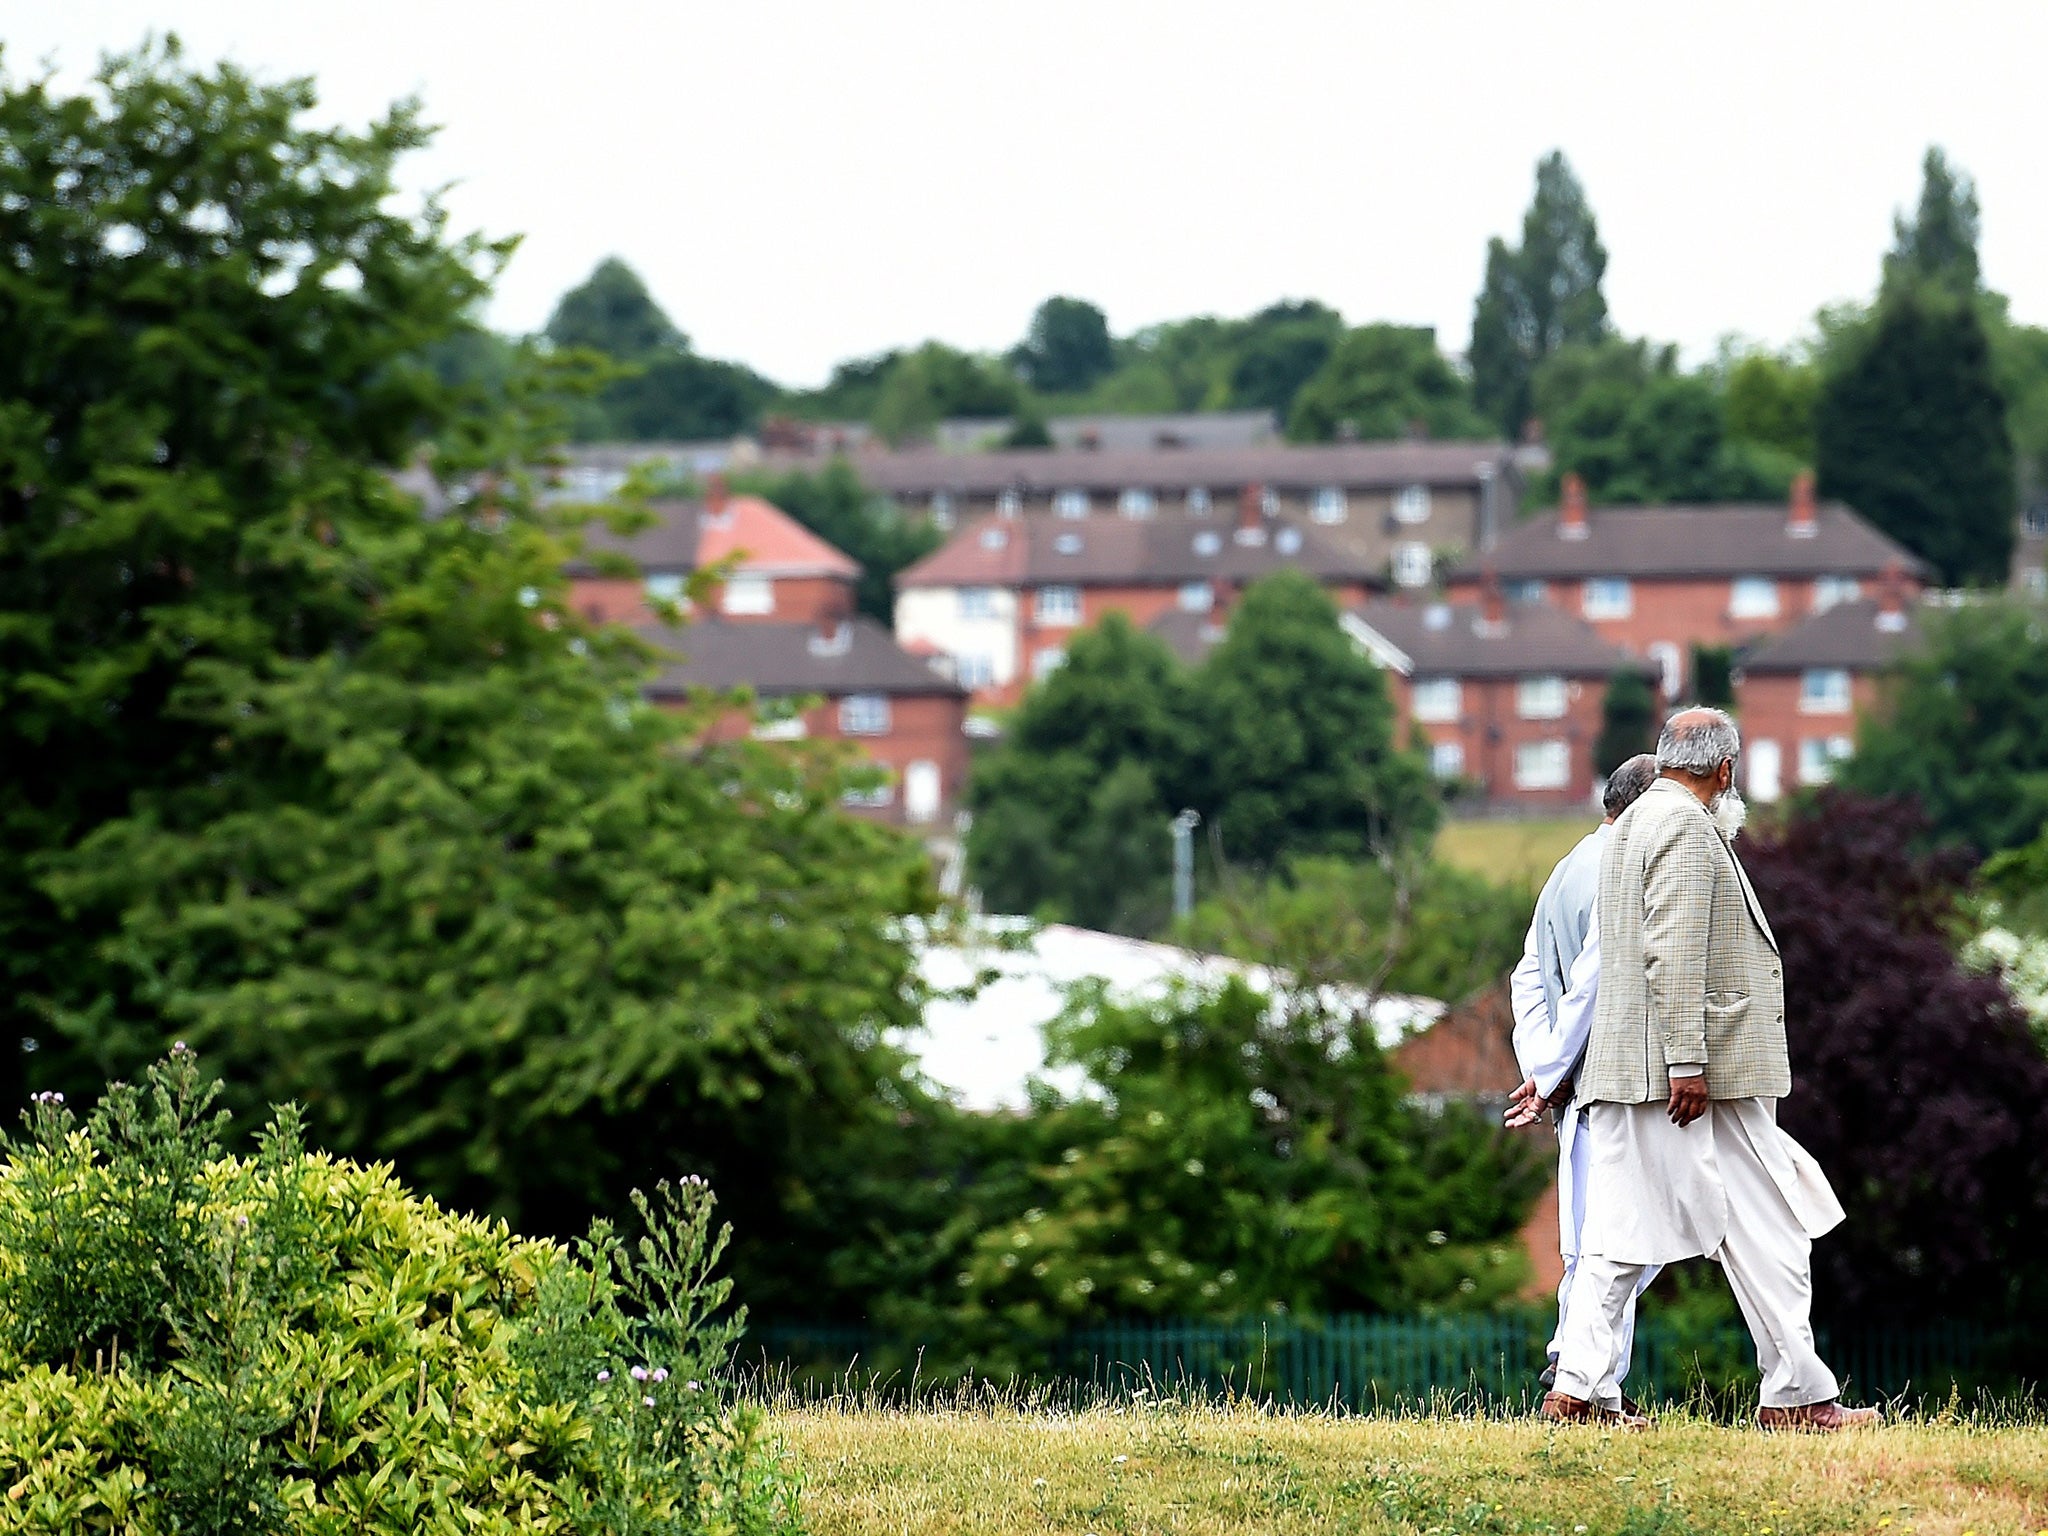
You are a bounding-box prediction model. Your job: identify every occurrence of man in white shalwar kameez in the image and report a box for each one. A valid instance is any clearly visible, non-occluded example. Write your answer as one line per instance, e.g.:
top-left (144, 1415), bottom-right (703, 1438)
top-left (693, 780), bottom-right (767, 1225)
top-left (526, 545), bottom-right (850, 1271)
top-left (1506, 754), bottom-right (1661, 1394)
top-left (1543, 708), bottom-right (1878, 1432)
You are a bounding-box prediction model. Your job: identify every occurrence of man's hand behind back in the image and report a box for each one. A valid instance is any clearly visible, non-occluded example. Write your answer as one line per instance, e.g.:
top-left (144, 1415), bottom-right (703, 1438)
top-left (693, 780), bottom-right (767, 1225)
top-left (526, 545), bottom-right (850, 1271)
top-left (1667, 1073), bottom-right (1709, 1127)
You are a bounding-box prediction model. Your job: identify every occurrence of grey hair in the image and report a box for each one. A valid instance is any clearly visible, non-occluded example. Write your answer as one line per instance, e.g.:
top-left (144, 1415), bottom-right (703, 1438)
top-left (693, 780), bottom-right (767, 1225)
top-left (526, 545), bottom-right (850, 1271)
top-left (1656, 707), bottom-right (1742, 776)
top-left (1602, 753), bottom-right (1660, 818)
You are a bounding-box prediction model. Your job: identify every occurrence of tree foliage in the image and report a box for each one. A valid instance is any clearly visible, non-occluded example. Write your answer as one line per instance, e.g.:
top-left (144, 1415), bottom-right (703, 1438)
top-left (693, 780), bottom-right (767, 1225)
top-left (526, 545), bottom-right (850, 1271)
top-left (1286, 324), bottom-right (1490, 443)
top-left (1469, 151), bottom-right (1611, 438)
top-left (1837, 600), bottom-right (2048, 856)
top-left (1226, 300), bottom-right (1346, 416)
top-left (1745, 792), bottom-right (2048, 1329)
top-left (1883, 147), bottom-right (1982, 302)
top-left (869, 341), bottom-right (1021, 444)
top-left (1595, 668), bottom-right (1659, 776)
top-left (1010, 295), bottom-right (1117, 394)
top-left (0, 45), bottom-right (935, 1272)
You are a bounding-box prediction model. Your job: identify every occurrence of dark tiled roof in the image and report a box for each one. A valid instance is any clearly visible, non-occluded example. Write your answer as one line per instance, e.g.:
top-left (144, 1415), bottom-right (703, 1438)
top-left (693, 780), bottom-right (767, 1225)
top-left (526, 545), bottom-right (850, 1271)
top-left (1738, 598), bottom-right (1923, 673)
top-left (1454, 503), bottom-right (1925, 581)
top-left (782, 440), bottom-right (1512, 497)
top-left (635, 618), bottom-right (963, 699)
top-left (1347, 598), bottom-right (1644, 680)
top-left (897, 510), bottom-right (1383, 589)
top-left (567, 496), bottom-right (860, 579)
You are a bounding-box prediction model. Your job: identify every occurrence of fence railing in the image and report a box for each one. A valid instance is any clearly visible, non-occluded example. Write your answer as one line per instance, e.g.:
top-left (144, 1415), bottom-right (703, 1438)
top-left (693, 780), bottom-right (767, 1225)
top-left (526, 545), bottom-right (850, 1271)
top-left (744, 1314), bottom-right (2017, 1409)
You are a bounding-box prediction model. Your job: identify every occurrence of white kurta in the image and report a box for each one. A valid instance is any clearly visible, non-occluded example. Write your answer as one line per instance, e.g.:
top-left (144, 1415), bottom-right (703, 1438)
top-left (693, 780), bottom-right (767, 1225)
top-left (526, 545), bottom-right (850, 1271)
top-left (1578, 1097), bottom-right (1844, 1267)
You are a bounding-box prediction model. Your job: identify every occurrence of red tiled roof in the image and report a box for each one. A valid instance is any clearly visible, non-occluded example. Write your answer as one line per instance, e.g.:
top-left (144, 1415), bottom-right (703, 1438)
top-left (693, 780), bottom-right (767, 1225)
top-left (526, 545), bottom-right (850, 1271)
top-left (568, 496), bottom-right (860, 579)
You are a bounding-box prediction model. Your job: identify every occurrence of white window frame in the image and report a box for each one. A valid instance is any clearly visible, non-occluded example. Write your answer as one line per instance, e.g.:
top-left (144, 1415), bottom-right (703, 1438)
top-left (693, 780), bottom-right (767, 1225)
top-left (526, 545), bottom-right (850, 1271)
top-left (1053, 489), bottom-right (1089, 518)
top-left (1812, 576), bottom-right (1861, 613)
top-left (1411, 677), bottom-right (1462, 724)
top-left (1187, 487), bottom-right (1212, 516)
top-left (1516, 675), bottom-right (1568, 721)
top-left (1506, 579), bottom-right (1546, 605)
top-left (837, 694), bottom-right (892, 736)
top-left (1799, 667), bottom-right (1853, 714)
top-left (645, 572), bottom-right (686, 604)
top-left (1192, 530), bottom-right (1222, 557)
top-left (1392, 542), bottom-right (1433, 589)
top-left (996, 488), bottom-right (1022, 517)
top-left (1177, 581), bottom-right (1214, 613)
top-left (1118, 487), bottom-right (1156, 517)
top-left (720, 573), bottom-right (774, 616)
top-left (1581, 577), bottom-right (1633, 620)
top-left (840, 782), bottom-right (895, 809)
top-left (1311, 486), bottom-right (1348, 524)
top-left (1430, 739), bottom-right (1465, 780)
top-left (955, 653), bottom-right (995, 689)
top-left (958, 587), bottom-right (997, 620)
top-left (1393, 484), bottom-right (1432, 524)
top-left (1729, 576), bottom-right (1781, 620)
top-left (1514, 739), bottom-right (1571, 790)
top-left (1034, 585), bottom-right (1080, 626)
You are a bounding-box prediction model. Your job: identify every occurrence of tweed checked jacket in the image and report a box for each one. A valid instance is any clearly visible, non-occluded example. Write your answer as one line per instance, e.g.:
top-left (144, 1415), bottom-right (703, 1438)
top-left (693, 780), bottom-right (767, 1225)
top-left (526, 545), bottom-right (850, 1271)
top-left (1580, 778), bottom-right (1791, 1105)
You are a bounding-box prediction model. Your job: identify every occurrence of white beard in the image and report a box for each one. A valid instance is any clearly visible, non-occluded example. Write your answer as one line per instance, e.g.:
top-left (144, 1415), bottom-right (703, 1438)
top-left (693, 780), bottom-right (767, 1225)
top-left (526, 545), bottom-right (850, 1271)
top-left (1710, 787), bottom-right (1748, 842)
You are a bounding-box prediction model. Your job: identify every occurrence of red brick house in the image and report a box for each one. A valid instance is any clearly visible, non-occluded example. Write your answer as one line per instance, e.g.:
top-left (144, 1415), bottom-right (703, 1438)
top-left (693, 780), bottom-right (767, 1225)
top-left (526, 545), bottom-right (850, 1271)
top-left (894, 491), bottom-right (1387, 706)
top-left (637, 617), bottom-right (969, 826)
top-left (1445, 473), bottom-right (1925, 699)
top-left (1342, 591), bottom-right (1649, 809)
top-left (567, 480), bottom-right (860, 628)
top-left (1731, 577), bottom-right (1922, 804)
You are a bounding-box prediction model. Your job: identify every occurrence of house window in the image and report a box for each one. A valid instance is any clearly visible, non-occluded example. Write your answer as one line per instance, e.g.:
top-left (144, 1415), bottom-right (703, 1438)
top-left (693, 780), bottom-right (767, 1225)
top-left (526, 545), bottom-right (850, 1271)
top-left (1412, 678), bottom-right (1462, 724)
top-left (1311, 487), bottom-right (1347, 524)
top-left (1394, 484), bottom-right (1431, 524)
top-left (2024, 500), bottom-right (2048, 538)
top-left (1192, 530), bottom-right (1222, 557)
top-left (752, 712), bottom-right (808, 742)
top-left (1187, 487), bottom-right (1212, 516)
top-left (997, 488), bottom-right (1022, 517)
top-left (959, 587), bottom-right (997, 620)
top-left (1032, 646), bottom-right (1066, 681)
top-left (645, 572), bottom-right (686, 604)
top-left (1581, 577), bottom-right (1633, 620)
top-left (721, 574), bottom-right (773, 615)
top-left (1054, 489), bottom-right (1089, 518)
top-left (1813, 576), bottom-right (1861, 612)
top-left (1729, 576), bottom-right (1781, 619)
top-left (838, 694), bottom-right (891, 736)
top-left (1430, 739), bottom-right (1465, 779)
top-left (1178, 581), bottom-right (1214, 613)
top-left (1514, 739), bottom-right (1571, 790)
top-left (1260, 487), bottom-right (1281, 516)
top-left (1118, 487), bottom-right (1156, 517)
top-left (1054, 533), bottom-right (1083, 555)
top-left (1799, 667), bottom-right (1853, 714)
top-left (1646, 642), bottom-right (1683, 698)
top-left (1748, 739), bottom-right (1783, 803)
top-left (956, 654), bottom-right (995, 689)
top-left (979, 525), bottom-right (1010, 550)
top-left (1034, 586), bottom-right (1080, 625)
top-left (929, 492), bottom-right (955, 523)
top-left (1798, 735), bottom-right (1854, 785)
top-left (841, 782), bottom-right (896, 809)
top-left (1517, 675), bottom-right (1568, 720)
top-left (1506, 579), bottom-right (1546, 605)
top-left (1392, 542), bottom-right (1433, 589)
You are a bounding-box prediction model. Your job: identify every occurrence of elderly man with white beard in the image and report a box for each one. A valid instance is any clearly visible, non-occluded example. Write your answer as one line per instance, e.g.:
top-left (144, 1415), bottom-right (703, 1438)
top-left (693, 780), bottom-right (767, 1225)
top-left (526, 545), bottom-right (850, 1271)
top-left (1542, 707), bottom-right (1877, 1432)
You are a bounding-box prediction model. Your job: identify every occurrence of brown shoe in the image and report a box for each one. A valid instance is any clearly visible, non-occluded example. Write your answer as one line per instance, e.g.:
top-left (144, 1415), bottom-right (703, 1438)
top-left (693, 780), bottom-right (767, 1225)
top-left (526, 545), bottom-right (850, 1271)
top-left (1543, 1391), bottom-right (1648, 1430)
top-left (1756, 1400), bottom-right (1882, 1432)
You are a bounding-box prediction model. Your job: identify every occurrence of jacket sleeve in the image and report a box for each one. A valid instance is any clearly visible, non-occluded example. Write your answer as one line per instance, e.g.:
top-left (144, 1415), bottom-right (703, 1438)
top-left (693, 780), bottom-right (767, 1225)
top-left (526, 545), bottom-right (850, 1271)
top-left (1640, 809), bottom-right (1715, 1071)
top-left (1535, 906), bottom-right (1600, 1099)
top-left (1508, 920), bottom-right (1547, 1078)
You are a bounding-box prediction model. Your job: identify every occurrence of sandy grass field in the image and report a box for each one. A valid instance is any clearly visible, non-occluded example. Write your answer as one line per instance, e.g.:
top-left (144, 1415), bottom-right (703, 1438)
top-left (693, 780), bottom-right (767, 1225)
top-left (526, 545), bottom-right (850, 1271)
top-left (1435, 819), bottom-right (1600, 890)
top-left (776, 1403), bottom-right (2048, 1536)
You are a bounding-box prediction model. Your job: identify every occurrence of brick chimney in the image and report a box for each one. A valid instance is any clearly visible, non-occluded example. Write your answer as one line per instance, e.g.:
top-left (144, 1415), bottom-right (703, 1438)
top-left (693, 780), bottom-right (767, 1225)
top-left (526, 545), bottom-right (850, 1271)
top-left (1788, 469), bottom-right (1817, 538)
top-left (1235, 484), bottom-right (1268, 546)
top-left (1876, 558), bottom-right (1909, 632)
top-left (1475, 568), bottom-right (1508, 637)
top-left (1559, 473), bottom-right (1589, 541)
top-left (705, 472), bottom-right (731, 520)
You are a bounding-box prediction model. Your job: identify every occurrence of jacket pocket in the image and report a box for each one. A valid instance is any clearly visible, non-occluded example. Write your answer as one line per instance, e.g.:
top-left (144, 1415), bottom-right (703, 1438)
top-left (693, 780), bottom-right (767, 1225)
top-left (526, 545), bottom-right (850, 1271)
top-left (1704, 991), bottom-right (1752, 1058)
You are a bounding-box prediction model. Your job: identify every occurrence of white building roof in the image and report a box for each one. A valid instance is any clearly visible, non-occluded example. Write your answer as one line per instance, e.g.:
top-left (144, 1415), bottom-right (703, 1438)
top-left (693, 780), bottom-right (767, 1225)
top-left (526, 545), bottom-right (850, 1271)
top-left (904, 919), bottom-right (1443, 1112)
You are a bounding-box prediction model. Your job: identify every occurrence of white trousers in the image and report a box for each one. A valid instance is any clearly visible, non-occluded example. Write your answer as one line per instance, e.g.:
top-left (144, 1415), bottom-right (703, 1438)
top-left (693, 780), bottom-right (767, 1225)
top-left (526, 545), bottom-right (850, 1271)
top-left (1554, 1102), bottom-right (1841, 1410)
top-left (1550, 1108), bottom-right (1659, 1380)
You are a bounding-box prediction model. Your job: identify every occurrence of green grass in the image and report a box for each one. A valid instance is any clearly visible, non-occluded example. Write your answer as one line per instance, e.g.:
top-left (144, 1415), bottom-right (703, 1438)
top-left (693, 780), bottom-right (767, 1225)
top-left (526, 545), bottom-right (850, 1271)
top-left (778, 1401), bottom-right (2048, 1536)
top-left (1436, 818), bottom-right (1599, 890)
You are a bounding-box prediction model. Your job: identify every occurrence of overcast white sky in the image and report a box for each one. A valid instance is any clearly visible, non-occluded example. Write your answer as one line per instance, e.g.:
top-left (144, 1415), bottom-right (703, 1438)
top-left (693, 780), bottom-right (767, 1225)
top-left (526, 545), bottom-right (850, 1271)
top-left (12, 2), bottom-right (2047, 387)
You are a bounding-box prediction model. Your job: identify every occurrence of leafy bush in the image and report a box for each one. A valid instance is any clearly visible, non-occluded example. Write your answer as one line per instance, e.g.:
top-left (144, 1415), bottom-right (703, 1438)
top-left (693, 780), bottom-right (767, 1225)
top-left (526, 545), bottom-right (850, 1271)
top-left (0, 1050), bottom-right (798, 1536)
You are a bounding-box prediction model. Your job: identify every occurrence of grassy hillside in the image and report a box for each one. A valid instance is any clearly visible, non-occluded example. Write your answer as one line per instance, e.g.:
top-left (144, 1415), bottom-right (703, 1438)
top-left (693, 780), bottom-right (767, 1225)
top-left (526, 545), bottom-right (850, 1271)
top-left (780, 1403), bottom-right (2048, 1536)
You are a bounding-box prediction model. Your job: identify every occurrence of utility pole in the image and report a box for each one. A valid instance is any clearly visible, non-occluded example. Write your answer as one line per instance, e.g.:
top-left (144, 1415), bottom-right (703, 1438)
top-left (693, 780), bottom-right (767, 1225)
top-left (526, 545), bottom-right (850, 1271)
top-left (1171, 809), bottom-right (1201, 923)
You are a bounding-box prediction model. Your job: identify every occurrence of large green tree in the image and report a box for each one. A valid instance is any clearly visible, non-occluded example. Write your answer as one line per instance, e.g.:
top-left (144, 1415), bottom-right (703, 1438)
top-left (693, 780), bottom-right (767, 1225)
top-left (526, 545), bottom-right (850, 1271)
top-left (1226, 299), bottom-right (1345, 416)
top-left (1286, 324), bottom-right (1490, 443)
top-left (1815, 284), bottom-right (2013, 585)
top-left (1009, 295), bottom-right (1117, 395)
top-left (0, 45), bottom-right (933, 1269)
top-left (868, 341), bottom-right (1021, 445)
top-left (1883, 147), bottom-right (1982, 301)
top-left (1195, 572), bottom-right (1439, 871)
top-left (1469, 151), bottom-right (1610, 439)
top-left (1837, 600), bottom-right (2048, 856)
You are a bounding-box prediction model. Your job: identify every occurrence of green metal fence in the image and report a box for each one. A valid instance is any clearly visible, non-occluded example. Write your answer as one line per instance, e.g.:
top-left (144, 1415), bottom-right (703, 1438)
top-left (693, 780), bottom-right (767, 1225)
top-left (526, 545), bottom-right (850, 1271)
top-left (747, 1314), bottom-right (2015, 1408)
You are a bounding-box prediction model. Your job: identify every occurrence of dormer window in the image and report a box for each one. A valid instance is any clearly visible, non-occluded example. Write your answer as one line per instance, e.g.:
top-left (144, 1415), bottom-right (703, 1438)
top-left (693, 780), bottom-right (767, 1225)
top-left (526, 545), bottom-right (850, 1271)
top-left (1275, 526), bottom-right (1303, 555)
top-left (1193, 531), bottom-right (1222, 557)
top-left (980, 525), bottom-right (1009, 550)
top-left (1054, 533), bottom-right (1083, 555)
